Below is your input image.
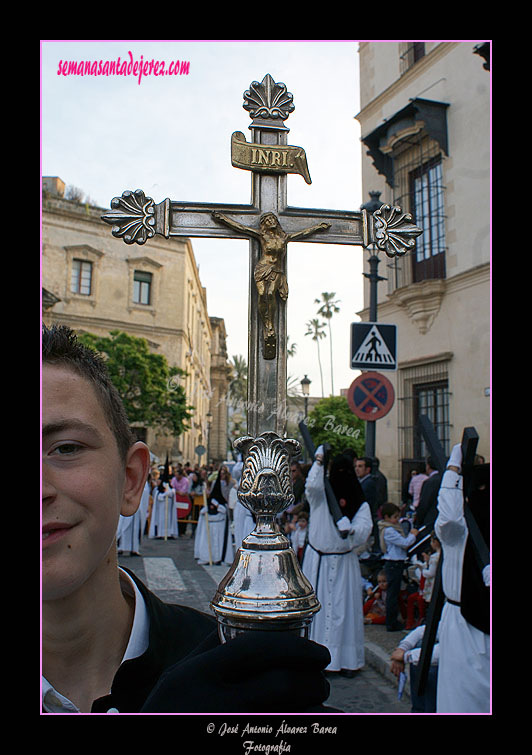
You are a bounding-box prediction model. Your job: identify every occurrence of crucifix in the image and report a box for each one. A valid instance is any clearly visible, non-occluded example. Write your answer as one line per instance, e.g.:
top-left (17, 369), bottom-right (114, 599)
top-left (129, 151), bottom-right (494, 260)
top-left (102, 74), bottom-right (422, 637)
top-left (102, 73), bottom-right (422, 439)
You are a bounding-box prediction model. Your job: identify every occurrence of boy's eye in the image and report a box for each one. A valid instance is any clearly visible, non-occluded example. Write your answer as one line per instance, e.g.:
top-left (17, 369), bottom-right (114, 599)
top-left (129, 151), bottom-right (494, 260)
top-left (53, 443), bottom-right (82, 455)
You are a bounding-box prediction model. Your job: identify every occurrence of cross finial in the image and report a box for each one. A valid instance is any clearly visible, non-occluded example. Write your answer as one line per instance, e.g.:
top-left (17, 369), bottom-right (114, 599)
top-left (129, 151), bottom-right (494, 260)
top-left (243, 74), bottom-right (295, 124)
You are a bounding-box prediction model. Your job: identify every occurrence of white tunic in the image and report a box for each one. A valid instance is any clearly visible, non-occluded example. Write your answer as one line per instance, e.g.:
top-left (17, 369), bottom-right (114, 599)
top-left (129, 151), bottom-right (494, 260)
top-left (116, 481), bottom-right (150, 553)
top-left (302, 459), bottom-right (372, 671)
top-left (233, 500), bottom-right (255, 550)
top-left (139, 480), bottom-right (150, 533)
top-left (194, 500), bottom-right (234, 565)
top-left (434, 469), bottom-right (490, 713)
top-left (117, 511), bottom-right (142, 553)
top-left (148, 487), bottom-right (179, 539)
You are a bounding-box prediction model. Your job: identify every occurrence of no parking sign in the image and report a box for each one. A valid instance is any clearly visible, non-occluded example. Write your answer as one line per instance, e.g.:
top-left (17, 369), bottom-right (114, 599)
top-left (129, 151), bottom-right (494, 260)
top-left (347, 371), bottom-right (395, 421)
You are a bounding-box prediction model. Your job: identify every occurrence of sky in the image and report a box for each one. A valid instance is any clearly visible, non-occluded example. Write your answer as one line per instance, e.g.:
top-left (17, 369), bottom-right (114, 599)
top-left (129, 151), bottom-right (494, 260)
top-left (41, 40), bottom-right (368, 397)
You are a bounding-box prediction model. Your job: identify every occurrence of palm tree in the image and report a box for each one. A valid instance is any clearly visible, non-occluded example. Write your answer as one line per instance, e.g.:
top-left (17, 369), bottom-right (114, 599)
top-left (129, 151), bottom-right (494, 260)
top-left (287, 336), bottom-right (297, 359)
top-left (315, 292), bottom-right (341, 396)
top-left (228, 355), bottom-right (248, 442)
top-left (228, 354), bottom-right (248, 405)
top-left (305, 319), bottom-right (326, 397)
top-left (286, 374), bottom-right (302, 397)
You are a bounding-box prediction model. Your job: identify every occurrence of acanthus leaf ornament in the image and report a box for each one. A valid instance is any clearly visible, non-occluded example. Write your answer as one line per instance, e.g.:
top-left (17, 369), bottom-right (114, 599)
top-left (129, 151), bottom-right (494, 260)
top-left (243, 74), bottom-right (295, 121)
top-left (372, 204), bottom-right (423, 258)
top-left (101, 189), bottom-right (156, 245)
top-left (234, 431), bottom-right (301, 520)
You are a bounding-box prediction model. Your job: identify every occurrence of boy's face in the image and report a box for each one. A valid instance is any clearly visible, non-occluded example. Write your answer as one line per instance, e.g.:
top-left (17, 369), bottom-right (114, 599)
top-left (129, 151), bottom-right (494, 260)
top-left (42, 364), bottom-right (146, 602)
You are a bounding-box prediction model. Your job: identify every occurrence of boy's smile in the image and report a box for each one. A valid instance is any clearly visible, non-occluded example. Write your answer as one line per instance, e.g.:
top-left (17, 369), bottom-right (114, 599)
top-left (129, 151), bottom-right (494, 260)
top-left (42, 364), bottom-right (130, 601)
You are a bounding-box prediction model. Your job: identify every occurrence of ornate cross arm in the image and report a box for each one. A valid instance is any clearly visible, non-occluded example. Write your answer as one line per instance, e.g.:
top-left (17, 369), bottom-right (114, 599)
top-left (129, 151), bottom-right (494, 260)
top-left (279, 206), bottom-right (422, 257)
top-left (101, 190), bottom-right (261, 244)
top-left (101, 192), bottom-right (422, 258)
top-left (101, 189), bottom-right (157, 245)
top-left (371, 204), bottom-right (423, 257)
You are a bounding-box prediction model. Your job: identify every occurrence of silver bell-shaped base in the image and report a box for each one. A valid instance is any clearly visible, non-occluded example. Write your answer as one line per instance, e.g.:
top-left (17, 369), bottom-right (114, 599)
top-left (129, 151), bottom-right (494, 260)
top-left (211, 431), bottom-right (320, 642)
top-left (211, 522), bottom-right (320, 642)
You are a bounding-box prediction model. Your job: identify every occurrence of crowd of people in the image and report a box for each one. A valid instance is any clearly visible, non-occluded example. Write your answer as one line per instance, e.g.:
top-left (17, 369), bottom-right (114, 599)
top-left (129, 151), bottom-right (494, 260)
top-left (117, 442), bottom-right (489, 715)
top-left (43, 324), bottom-right (490, 715)
top-left (117, 460), bottom-right (239, 563)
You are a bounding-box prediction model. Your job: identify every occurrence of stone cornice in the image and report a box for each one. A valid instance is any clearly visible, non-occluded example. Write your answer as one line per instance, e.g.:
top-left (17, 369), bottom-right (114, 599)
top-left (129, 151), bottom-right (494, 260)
top-left (126, 255), bottom-right (163, 270)
top-left (356, 42), bottom-right (458, 126)
top-left (357, 262), bottom-right (490, 331)
top-left (49, 312), bottom-right (186, 343)
top-left (398, 350), bottom-right (453, 370)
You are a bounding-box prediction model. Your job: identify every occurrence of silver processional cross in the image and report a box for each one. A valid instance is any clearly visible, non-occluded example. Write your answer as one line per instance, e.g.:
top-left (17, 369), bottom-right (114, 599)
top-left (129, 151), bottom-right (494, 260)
top-left (102, 74), bottom-right (422, 637)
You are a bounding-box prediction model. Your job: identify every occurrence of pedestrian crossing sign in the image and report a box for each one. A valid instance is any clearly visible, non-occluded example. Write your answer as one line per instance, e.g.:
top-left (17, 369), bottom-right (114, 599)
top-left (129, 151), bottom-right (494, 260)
top-left (350, 322), bottom-right (397, 371)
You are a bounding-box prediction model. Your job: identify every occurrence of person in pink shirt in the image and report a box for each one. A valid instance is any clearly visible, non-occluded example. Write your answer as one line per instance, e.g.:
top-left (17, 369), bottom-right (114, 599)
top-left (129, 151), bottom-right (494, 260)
top-left (408, 469), bottom-right (428, 510)
top-left (171, 468), bottom-right (190, 496)
top-left (171, 469), bottom-right (191, 534)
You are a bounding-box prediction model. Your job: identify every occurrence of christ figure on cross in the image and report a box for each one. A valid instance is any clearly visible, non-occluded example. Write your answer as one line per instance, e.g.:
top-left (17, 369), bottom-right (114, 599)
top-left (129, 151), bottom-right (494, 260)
top-left (212, 210), bottom-right (330, 358)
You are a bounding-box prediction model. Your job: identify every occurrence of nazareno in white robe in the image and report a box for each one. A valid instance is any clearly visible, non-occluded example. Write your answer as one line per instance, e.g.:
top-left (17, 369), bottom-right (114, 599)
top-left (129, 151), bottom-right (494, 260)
top-left (302, 458), bottom-right (372, 672)
top-left (194, 499), bottom-right (234, 565)
top-left (148, 486), bottom-right (179, 539)
top-left (233, 499), bottom-right (255, 551)
top-left (117, 480), bottom-right (150, 553)
top-left (434, 469), bottom-right (490, 713)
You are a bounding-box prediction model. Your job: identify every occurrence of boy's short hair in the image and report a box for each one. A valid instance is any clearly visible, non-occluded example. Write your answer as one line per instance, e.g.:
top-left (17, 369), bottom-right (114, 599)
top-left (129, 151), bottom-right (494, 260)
top-left (42, 324), bottom-right (136, 461)
top-left (381, 502), bottom-right (400, 519)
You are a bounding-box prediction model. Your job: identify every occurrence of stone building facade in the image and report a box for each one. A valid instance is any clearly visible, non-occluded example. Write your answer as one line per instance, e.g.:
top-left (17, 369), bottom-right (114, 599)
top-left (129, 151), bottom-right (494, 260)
top-left (355, 42), bottom-right (490, 500)
top-left (207, 317), bottom-right (232, 465)
top-left (42, 177), bottom-right (230, 465)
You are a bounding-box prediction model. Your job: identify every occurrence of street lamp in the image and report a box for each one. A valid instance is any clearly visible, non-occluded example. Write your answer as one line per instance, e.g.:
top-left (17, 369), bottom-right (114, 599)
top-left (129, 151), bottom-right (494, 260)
top-left (360, 192), bottom-right (386, 458)
top-left (300, 374), bottom-right (311, 420)
top-left (206, 411), bottom-right (213, 465)
top-left (361, 191), bottom-right (387, 322)
top-left (300, 375), bottom-right (311, 463)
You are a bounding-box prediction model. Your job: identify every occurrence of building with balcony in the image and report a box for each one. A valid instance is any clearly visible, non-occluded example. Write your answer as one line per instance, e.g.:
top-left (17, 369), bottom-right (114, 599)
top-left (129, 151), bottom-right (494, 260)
top-left (355, 42), bottom-right (490, 499)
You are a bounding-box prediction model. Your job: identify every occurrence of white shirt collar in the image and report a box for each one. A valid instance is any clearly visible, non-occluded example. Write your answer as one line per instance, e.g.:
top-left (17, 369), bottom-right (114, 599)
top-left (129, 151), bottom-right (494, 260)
top-left (118, 567), bottom-right (150, 663)
top-left (42, 567), bottom-right (150, 713)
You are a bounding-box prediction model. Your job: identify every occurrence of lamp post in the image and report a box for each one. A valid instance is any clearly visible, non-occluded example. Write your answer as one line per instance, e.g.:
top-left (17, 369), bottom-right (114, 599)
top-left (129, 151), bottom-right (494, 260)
top-left (360, 191), bottom-right (386, 459)
top-left (300, 375), bottom-right (311, 463)
top-left (206, 411), bottom-right (213, 465)
top-left (300, 374), bottom-right (311, 419)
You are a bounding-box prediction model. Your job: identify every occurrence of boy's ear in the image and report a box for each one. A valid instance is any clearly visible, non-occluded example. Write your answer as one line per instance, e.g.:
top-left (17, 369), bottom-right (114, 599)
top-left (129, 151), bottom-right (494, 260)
top-left (121, 442), bottom-right (151, 517)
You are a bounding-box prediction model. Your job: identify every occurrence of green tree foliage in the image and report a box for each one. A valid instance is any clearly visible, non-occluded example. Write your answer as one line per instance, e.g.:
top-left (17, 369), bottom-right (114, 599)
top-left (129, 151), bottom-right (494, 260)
top-left (77, 330), bottom-right (192, 436)
top-left (305, 395), bottom-right (365, 458)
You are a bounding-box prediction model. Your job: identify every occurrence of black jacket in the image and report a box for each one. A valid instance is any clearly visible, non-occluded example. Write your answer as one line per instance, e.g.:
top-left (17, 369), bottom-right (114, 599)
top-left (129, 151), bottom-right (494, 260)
top-left (415, 472), bottom-right (442, 530)
top-left (86, 568), bottom-right (338, 714)
top-left (91, 568), bottom-right (218, 713)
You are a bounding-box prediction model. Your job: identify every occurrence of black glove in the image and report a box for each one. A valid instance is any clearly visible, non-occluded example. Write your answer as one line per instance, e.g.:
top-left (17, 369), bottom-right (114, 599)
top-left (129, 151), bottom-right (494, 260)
top-left (141, 630), bottom-right (331, 713)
